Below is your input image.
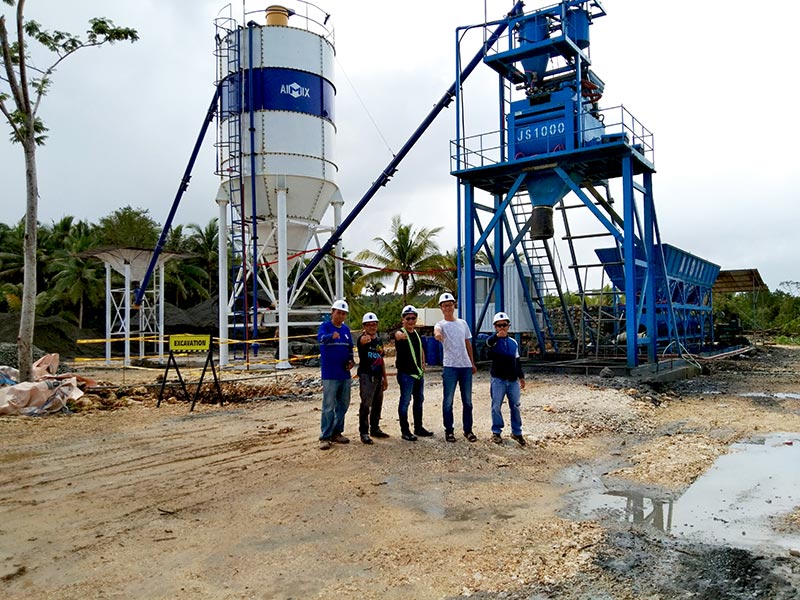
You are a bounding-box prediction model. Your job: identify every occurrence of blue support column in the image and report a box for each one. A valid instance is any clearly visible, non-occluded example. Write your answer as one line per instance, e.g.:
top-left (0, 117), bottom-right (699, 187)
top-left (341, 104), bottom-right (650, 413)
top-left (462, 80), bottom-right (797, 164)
top-left (462, 184), bottom-right (476, 331)
top-left (643, 170), bottom-right (658, 364)
top-left (494, 193), bottom-right (504, 315)
top-left (622, 155), bottom-right (638, 367)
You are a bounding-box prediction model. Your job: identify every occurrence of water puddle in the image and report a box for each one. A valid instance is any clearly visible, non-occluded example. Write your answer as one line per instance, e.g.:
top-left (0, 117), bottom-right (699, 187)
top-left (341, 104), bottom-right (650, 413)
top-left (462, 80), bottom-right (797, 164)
top-left (571, 433), bottom-right (800, 553)
top-left (740, 392), bottom-right (800, 400)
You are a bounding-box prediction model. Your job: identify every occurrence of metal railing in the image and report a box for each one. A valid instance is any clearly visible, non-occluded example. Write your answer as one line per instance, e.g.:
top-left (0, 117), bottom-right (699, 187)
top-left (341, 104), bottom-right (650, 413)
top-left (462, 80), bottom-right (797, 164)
top-left (451, 105), bottom-right (654, 171)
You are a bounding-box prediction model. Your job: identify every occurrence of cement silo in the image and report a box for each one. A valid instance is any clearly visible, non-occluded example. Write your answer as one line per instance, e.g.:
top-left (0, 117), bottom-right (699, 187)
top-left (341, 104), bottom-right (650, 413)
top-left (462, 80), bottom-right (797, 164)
top-left (215, 2), bottom-right (341, 367)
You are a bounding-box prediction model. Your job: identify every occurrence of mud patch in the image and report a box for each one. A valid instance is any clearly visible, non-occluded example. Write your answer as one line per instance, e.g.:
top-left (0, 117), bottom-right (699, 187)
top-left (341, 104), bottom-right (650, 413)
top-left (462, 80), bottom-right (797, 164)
top-left (597, 528), bottom-right (800, 600)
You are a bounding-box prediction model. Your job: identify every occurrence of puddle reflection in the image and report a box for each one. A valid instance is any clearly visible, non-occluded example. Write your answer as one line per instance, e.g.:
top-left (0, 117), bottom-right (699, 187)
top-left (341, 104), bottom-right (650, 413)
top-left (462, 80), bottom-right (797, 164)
top-left (605, 491), bottom-right (674, 533)
top-left (574, 433), bottom-right (800, 552)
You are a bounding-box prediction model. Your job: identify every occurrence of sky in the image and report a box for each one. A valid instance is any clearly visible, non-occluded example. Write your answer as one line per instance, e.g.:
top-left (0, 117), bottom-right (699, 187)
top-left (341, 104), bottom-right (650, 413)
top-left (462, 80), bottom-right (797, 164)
top-left (2, 0), bottom-right (798, 292)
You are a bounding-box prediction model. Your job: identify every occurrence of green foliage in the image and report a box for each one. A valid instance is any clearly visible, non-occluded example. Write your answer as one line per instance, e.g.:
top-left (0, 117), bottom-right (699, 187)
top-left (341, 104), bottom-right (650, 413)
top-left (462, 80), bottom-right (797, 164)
top-left (715, 284), bottom-right (800, 337)
top-left (0, 213), bottom-right (224, 327)
top-left (96, 206), bottom-right (159, 248)
top-left (355, 215), bottom-right (442, 304)
top-left (6, 109), bottom-right (47, 144)
top-left (2, 203), bottom-right (800, 345)
top-left (348, 293), bottom-right (407, 333)
top-left (1, 4), bottom-right (139, 146)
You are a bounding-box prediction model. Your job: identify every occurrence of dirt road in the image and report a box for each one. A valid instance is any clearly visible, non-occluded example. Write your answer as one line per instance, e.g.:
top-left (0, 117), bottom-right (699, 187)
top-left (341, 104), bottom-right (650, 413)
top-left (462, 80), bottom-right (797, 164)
top-left (2, 347), bottom-right (800, 598)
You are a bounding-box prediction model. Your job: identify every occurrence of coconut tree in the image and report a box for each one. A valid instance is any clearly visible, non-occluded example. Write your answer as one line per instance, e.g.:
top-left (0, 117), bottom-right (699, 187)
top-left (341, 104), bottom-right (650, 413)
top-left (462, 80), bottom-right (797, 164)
top-left (0, 218), bottom-right (24, 284)
top-left (41, 220), bottom-right (103, 328)
top-left (186, 218), bottom-right (219, 294)
top-left (45, 239), bottom-right (104, 329)
top-left (163, 224), bottom-right (209, 307)
top-left (355, 215), bottom-right (442, 305)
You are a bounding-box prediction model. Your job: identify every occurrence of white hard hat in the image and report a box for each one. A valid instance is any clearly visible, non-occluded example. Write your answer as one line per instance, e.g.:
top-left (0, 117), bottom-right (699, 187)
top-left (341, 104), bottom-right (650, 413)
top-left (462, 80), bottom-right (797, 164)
top-left (438, 292), bottom-right (456, 305)
top-left (492, 311), bottom-right (511, 325)
top-left (362, 312), bottom-right (379, 324)
top-left (331, 299), bottom-right (349, 312)
top-left (401, 304), bottom-right (418, 316)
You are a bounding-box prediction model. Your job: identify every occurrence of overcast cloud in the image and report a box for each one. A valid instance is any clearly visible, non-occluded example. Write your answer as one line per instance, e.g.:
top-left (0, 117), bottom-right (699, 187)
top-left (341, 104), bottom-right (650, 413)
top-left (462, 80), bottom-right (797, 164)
top-left (2, 0), bottom-right (798, 291)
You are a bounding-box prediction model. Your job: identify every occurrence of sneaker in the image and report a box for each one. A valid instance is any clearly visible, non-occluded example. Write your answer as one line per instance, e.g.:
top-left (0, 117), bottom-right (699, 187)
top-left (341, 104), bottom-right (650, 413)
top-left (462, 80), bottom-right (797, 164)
top-left (319, 439), bottom-right (332, 450)
top-left (464, 431), bottom-right (478, 443)
top-left (492, 433), bottom-right (502, 444)
top-left (511, 434), bottom-right (526, 447)
top-left (332, 433), bottom-right (350, 444)
top-left (360, 434), bottom-right (374, 445)
top-left (445, 432), bottom-right (456, 443)
top-left (414, 427), bottom-right (434, 437)
top-left (401, 432), bottom-right (418, 442)
top-left (370, 429), bottom-right (390, 438)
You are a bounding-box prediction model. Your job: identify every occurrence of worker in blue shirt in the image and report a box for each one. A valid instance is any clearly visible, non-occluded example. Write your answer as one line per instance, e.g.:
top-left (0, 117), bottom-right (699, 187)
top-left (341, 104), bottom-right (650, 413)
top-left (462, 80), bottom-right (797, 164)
top-left (317, 299), bottom-right (355, 450)
top-left (486, 311), bottom-right (526, 446)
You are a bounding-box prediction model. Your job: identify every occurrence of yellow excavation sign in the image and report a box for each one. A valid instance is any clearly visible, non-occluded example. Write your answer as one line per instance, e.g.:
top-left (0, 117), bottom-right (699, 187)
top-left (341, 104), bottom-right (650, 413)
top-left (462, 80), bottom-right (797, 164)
top-left (169, 334), bottom-right (211, 353)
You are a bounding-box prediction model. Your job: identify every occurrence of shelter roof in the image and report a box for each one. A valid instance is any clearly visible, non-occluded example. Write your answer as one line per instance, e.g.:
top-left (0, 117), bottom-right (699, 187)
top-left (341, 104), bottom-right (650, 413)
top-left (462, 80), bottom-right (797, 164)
top-left (82, 247), bottom-right (190, 280)
top-left (713, 269), bottom-right (768, 294)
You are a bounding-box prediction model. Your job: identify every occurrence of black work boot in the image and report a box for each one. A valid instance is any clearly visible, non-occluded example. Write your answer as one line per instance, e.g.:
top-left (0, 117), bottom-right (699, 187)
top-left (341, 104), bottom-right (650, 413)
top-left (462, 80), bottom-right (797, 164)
top-left (401, 430), bottom-right (417, 442)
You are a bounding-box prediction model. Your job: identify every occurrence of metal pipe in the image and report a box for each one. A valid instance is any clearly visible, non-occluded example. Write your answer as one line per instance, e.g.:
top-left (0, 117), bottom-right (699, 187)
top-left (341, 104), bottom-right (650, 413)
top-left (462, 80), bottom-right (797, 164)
top-left (217, 197), bottom-right (230, 367)
top-left (133, 84), bottom-right (222, 307)
top-left (276, 181), bottom-right (291, 369)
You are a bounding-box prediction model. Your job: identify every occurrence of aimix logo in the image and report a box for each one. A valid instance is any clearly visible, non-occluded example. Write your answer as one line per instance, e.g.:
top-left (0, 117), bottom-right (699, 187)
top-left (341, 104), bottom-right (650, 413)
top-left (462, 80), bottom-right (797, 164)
top-left (280, 82), bottom-right (311, 99)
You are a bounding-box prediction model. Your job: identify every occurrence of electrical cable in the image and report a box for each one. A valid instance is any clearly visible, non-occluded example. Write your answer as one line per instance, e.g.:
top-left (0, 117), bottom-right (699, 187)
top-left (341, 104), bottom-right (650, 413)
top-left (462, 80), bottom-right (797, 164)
top-left (335, 56), bottom-right (395, 157)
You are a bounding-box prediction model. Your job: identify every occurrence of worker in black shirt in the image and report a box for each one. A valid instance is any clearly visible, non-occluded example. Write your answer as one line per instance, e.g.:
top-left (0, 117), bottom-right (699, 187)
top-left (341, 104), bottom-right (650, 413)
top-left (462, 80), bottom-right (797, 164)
top-left (394, 305), bottom-right (433, 441)
top-left (357, 312), bottom-right (389, 444)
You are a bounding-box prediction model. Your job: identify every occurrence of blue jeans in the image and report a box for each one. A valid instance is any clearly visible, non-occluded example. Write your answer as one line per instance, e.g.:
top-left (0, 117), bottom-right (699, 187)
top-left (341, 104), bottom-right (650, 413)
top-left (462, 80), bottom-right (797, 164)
top-left (490, 377), bottom-right (522, 436)
top-left (320, 378), bottom-right (352, 440)
top-left (442, 366), bottom-right (473, 434)
top-left (397, 372), bottom-right (425, 433)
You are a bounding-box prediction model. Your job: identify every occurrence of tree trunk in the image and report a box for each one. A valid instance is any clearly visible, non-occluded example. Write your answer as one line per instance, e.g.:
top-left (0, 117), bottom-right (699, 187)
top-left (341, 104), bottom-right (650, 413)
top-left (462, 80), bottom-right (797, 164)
top-left (17, 137), bottom-right (39, 382)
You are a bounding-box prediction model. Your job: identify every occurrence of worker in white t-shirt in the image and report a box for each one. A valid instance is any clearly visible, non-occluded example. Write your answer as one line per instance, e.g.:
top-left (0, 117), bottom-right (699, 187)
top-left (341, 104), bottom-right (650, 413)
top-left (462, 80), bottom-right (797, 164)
top-left (433, 292), bottom-right (477, 443)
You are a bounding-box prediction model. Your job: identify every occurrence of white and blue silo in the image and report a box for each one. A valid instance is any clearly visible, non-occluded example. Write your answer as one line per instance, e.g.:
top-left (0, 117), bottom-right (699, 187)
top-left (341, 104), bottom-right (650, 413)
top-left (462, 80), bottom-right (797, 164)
top-left (215, 3), bottom-right (341, 367)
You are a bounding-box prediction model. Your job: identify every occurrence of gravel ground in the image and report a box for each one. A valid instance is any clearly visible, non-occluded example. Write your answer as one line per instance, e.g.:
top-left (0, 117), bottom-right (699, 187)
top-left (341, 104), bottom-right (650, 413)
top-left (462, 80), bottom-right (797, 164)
top-left (1, 345), bottom-right (799, 598)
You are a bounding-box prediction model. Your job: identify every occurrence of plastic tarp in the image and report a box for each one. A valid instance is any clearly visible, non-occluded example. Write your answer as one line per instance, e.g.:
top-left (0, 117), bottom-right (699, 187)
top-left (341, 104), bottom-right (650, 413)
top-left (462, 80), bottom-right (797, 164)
top-left (0, 354), bottom-right (86, 416)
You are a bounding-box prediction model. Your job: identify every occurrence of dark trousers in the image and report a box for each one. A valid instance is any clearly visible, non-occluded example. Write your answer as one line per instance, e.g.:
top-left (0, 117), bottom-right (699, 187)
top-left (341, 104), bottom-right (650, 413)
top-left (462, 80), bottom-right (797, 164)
top-left (397, 372), bottom-right (425, 434)
top-left (358, 373), bottom-right (384, 434)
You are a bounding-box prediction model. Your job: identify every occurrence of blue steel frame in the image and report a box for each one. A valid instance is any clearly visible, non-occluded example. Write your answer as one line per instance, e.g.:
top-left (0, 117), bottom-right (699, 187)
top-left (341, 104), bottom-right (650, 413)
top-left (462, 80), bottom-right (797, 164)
top-left (451, 1), bottom-right (684, 368)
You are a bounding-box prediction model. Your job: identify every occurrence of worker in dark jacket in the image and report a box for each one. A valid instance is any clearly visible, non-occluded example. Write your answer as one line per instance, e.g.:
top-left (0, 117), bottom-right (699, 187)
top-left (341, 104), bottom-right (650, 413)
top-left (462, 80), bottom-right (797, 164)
top-left (486, 311), bottom-right (526, 446)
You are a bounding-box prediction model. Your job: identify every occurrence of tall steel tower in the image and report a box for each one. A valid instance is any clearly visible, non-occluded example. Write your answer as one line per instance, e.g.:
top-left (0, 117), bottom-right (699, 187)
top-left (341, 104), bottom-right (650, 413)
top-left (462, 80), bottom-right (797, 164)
top-left (452, 1), bottom-right (717, 369)
top-left (215, 2), bottom-right (342, 368)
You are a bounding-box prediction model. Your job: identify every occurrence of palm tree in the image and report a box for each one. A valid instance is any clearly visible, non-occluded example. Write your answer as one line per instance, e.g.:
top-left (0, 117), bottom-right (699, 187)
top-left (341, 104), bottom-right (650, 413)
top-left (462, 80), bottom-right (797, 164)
top-left (405, 246), bottom-right (492, 302)
top-left (42, 221), bottom-right (104, 328)
top-left (164, 224), bottom-right (210, 307)
top-left (355, 215), bottom-right (442, 305)
top-left (0, 219), bottom-right (25, 284)
top-left (365, 281), bottom-right (385, 307)
top-left (186, 219), bottom-right (219, 294)
top-left (293, 250), bottom-right (363, 307)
